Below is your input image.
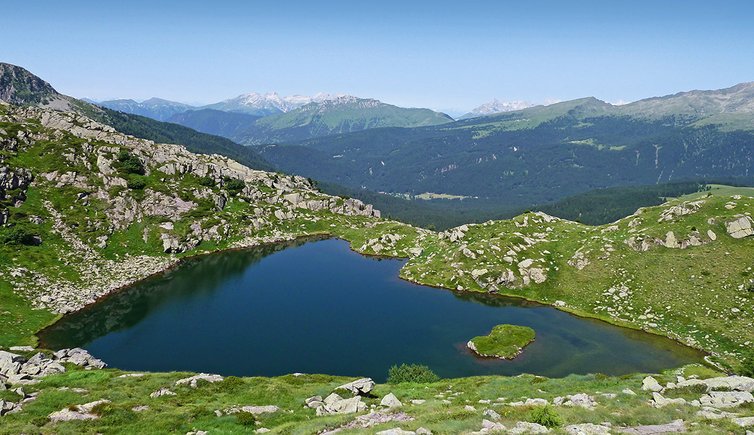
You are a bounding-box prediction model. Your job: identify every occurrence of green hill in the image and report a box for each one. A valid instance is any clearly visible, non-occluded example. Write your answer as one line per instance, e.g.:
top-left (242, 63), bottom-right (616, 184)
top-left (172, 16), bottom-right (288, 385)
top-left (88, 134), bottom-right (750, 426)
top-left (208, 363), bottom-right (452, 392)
top-left (167, 108), bottom-right (261, 139)
top-left (236, 96), bottom-right (453, 145)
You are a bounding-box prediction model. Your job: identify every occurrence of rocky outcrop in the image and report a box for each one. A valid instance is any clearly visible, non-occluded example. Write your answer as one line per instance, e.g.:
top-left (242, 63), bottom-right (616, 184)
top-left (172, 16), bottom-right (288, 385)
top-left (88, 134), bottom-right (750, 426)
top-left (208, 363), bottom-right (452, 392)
top-left (671, 375), bottom-right (754, 392)
top-left (553, 393), bottom-right (597, 409)
top-left (0, 348), bottom-right (104, 386)
top-left (219, 405), bottom-right (280, 416)
top-left (699, 391), bottom-right (754, 408)
top-left (641, 376), bottom-right (663, 392)
top-left (658, 200), bottom-right (705, 222)
top-left (619, 419), bottom-right (685, 434)
top-left (0, 349), bottom-right (104, 416)
top-left (175, 373), bottom-right (224, 388)
top-left (49, 399), bottom-right (110, 423)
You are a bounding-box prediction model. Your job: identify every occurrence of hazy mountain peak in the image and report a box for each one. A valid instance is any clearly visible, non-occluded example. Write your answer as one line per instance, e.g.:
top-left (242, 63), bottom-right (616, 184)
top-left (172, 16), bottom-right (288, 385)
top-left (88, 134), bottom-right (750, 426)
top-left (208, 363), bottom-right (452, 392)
top-left (619, 81), bottom-right (754, 120)
top-left (460, 99), bottom-right (535, 119)
top-left (211, 92), bottom-right (353, 115)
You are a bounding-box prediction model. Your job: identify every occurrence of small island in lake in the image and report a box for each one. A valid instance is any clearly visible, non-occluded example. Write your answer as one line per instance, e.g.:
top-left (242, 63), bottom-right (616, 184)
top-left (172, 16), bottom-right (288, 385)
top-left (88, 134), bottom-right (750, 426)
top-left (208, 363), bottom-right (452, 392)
top-left (467, 324), bottom-right (536, 359)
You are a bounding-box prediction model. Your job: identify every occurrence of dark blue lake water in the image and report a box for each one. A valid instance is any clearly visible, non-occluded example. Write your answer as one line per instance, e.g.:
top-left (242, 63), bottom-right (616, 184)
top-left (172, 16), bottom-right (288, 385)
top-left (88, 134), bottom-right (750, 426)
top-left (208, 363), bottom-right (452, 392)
top-left (39, 238), bottom-right (703, 381)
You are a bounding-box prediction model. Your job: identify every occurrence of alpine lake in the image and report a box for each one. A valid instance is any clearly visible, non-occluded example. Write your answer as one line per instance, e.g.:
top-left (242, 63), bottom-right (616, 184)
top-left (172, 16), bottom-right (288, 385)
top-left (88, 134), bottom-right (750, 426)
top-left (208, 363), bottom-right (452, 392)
top-left (39, 238), bottom-right (704, 382)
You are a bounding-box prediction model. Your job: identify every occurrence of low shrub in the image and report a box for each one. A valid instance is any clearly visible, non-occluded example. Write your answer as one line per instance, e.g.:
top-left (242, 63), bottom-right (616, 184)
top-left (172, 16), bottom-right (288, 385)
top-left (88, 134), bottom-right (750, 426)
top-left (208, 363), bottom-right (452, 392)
top-left (1, 226), bottom-right (41, 245)
top-left (529, 406), bottom-right (562, 428)
top-left (236, 412), bottom-right (256, 426)
top-left (114, 150), bottom-right (145, 175)
top-left (198, 176), bottom-right (215, 187)
top-left (223, 177), bottom-right (246, 193)
top-left (127, 175), bottom-right (147, 190)
top-left (387, 363), bottom-right (440, 384)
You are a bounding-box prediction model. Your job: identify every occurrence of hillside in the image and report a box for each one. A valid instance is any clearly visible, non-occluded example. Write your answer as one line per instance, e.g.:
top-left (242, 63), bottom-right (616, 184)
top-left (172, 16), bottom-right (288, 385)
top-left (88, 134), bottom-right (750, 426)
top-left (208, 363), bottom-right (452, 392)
top-left (235, 96), bottom-right (454, 145)
top-left (167, 108), bottom-right (261, 139)
top-left (258, 87), bottom-right (754, 205)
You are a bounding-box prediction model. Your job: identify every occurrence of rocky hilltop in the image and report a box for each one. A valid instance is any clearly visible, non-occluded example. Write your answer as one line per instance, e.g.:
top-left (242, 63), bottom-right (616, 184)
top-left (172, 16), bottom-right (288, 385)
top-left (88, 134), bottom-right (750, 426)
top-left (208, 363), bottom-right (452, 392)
top-left (0, 63), bottom-right (74, 110)
top-left (0, 104), bottom-right (386, 317)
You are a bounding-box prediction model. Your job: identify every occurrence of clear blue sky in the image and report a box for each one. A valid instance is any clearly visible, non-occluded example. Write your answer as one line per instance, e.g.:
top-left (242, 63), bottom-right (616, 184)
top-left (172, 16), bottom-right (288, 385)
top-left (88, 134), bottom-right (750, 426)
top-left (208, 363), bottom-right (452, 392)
top-left (3, 0), bottom-right (754, 112)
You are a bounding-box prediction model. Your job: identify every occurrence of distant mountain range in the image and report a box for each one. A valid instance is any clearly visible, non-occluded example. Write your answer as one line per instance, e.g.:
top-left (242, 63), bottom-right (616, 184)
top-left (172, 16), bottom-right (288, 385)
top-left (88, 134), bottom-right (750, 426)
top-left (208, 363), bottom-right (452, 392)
top-left (9, 60), bottom-right (754, 211)
top-left (89, 92), bottom-right (455, 144)
top-left (257, 82), bottom-right (754, 205)
top-left (91, 98), bottom-right (194, 121)
top-left (203, 92), bottom-right (345, 116)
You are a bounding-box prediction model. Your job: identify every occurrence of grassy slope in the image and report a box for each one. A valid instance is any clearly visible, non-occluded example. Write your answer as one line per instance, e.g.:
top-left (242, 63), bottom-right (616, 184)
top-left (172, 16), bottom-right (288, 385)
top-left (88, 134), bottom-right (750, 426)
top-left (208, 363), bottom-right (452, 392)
top-left (0, 359), bottom-right (742, 435)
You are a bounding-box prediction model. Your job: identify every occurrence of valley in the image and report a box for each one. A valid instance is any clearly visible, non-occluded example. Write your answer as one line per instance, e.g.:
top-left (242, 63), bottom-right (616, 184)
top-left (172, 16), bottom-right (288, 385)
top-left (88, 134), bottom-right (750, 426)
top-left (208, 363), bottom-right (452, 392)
top-left (1, 63), bottom-right (754, 434)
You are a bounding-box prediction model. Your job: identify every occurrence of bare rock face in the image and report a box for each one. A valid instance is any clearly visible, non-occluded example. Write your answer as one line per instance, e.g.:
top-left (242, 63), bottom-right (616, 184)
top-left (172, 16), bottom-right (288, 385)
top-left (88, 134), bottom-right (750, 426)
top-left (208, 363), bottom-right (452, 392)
top-left (726, 216), bottom-right (754, 239)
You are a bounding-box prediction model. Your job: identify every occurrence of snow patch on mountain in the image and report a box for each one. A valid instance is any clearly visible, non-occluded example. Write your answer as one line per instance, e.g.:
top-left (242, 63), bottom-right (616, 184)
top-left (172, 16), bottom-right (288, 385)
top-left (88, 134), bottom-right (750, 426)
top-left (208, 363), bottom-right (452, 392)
top-left (461, 99), bottom-right (535, 119)
top-left (212, 92), bottom-right (352, 114)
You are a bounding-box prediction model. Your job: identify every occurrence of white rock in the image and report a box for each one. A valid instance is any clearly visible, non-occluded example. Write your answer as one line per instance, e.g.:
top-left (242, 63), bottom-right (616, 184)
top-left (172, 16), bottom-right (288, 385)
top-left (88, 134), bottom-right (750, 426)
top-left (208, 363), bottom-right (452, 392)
top-left (381, 393), bottom-right (403, 408)
top-left (651, 392), bottom-right (686, 407)
top-left (150, 388), bottom-right (176, 398)
top-left (641, 376), bottom-right (663, 392)
top-left (175, 373), bottom-right (224, 388)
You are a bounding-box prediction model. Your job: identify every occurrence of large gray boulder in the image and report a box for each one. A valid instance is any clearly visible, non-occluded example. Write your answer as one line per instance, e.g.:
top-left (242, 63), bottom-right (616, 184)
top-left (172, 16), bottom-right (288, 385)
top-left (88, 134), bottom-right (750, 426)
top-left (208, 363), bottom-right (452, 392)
top-left (337, 377), bottom-right (375, 395)
top-left (641, 376), bottom-right (663, 392)
top-left (0, 351), bottom-right (24, 377)
top-left (380, 393), bottom-right (403, 408)
top-left (726, 216), bottom-right (754, 239)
